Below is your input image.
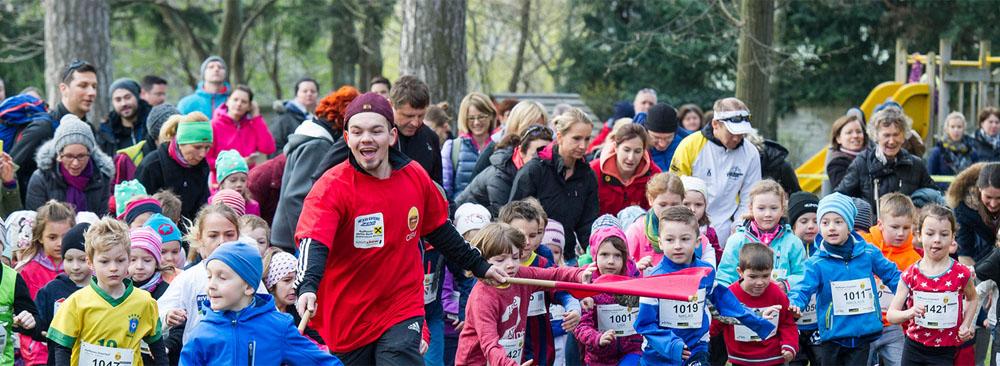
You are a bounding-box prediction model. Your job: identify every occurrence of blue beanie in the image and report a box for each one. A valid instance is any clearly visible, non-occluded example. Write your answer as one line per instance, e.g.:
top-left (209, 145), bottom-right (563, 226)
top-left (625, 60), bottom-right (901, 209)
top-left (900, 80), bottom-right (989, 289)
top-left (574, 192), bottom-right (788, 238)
top-left (206, 240), bottom-right (262, 290)
top-left (144, 213), bottom-right (181, 243)
top-left (817, 193), bottom-right (858, 231)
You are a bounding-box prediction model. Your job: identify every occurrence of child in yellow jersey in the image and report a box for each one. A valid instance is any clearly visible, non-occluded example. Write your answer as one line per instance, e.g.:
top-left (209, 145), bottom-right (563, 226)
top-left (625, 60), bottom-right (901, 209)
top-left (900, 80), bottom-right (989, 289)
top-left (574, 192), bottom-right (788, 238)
top-left (47, 217), bottom-right (166, 365)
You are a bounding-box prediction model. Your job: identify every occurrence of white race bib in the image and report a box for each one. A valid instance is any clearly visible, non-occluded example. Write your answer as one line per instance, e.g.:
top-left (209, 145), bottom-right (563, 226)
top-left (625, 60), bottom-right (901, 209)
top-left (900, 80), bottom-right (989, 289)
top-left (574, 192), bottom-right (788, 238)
top-left (549, 304), bottom-right (565, 322)
top-left (423, 272), bottom-right (438, 305)
top-left (796, 294), bottom-right (818, 325)
top-left (527, 291), bottom-right (546, 316)
top-left (497, 335), bottom-right (524, 363)
top-left (353, 213), bottom-right (385, 249)
top-left (597, 304), bottom-right (639, 336)
top-left (831, 279), bottom-right (876, 315)
top-left (658, 289), bottom-right (706, 329)
top-left (79, 341), bottom-right (134, 366)
top-left (913, 291), bottom-right (960, 329)
top-left (876, 278), bottom-right (894, 313)
top-left (733, 307), bottom-right (778, 342)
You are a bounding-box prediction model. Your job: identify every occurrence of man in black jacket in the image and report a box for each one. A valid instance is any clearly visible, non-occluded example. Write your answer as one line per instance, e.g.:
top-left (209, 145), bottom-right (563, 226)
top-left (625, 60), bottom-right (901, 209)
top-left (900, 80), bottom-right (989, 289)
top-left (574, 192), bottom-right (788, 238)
top-left (98, 78), bottom-right (152, 155)
top-left (269, 78), bottom-right (318, 157)
top-left (11, 60), bottom-right (97, 201)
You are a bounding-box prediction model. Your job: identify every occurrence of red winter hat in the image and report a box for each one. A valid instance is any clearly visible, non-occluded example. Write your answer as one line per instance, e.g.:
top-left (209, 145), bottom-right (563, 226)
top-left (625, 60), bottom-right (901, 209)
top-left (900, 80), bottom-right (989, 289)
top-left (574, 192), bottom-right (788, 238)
top-left (344, 92), bottom-right (394, 128)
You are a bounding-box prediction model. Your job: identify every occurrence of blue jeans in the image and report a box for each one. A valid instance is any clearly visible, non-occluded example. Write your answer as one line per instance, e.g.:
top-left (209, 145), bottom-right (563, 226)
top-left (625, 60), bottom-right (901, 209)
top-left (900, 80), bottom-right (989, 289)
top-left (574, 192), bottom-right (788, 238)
top-left (867, 325), bottom-right (904, 366)
top-left (424, 301), bottom-right (444, 366)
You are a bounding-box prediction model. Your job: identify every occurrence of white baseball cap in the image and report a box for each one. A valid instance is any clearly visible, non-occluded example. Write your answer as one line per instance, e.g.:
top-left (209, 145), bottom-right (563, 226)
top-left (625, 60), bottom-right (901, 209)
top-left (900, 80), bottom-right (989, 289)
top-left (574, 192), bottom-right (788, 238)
top-left (714, 110), bottom-right (753, 135)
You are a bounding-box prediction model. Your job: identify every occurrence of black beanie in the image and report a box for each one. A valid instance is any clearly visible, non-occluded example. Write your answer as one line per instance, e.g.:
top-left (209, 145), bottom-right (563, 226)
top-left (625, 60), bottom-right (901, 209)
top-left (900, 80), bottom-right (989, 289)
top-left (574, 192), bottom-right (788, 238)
top-left (787, 191), bottom-right (819, 224)
top-left (61, 223), bottom-right (91, 255)
top-left (646, 103), bottom-right (679, 134)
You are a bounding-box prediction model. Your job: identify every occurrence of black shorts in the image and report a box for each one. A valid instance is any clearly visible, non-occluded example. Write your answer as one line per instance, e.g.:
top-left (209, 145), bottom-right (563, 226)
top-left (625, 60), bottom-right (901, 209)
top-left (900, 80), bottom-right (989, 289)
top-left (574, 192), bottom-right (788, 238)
top-left (900, 337), bottom-right (956, 366)
top-left (335, 316), bottom-right (424, 366)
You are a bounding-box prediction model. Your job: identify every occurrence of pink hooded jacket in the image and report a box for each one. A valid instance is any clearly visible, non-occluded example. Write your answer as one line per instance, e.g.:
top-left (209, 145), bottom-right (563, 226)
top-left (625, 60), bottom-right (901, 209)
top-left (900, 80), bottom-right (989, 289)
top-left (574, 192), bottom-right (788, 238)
top-left (206, 104), bottom-right (276, 170)
top-left (574, 226), bottom-right (643, 366)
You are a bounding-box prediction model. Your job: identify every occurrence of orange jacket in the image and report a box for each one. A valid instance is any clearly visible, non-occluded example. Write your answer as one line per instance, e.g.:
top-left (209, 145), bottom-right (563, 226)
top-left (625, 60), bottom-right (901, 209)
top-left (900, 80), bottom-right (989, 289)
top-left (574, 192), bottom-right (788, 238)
top-left (862, 226), bottom-right (922, 326)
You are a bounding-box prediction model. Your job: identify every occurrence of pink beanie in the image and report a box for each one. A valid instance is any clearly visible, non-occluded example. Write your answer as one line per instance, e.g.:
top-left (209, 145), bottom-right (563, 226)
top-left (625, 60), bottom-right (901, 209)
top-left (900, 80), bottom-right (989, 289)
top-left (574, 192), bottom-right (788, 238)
top-left (211, 189), bottom-right (246, 216)
top-left (129, 226), bottom-right (163, 265)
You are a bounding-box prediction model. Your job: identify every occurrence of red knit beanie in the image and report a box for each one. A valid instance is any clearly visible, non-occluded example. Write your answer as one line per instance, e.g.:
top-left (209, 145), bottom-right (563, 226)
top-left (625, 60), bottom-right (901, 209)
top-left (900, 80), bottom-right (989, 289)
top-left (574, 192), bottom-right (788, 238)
top-left (211, 189), bottom-right (246, 216)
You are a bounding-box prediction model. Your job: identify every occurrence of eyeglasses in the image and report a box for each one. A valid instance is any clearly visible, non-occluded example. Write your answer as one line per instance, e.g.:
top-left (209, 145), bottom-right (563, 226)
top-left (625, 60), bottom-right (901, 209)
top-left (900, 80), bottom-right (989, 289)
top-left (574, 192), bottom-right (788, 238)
top-left (716, 114), bottom-right (752, 124)
top-left (61, 59), bottom-right (86, 82)
top-left (466, 114), bottom-right (493, 123)
top-left (59, 153), bottom-right (90, 164)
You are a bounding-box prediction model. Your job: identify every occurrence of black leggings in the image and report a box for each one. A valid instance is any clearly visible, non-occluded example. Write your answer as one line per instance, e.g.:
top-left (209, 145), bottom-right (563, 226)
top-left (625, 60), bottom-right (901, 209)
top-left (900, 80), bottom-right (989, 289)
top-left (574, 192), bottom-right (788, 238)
top-left (899, 338), bottom-right (956, 366)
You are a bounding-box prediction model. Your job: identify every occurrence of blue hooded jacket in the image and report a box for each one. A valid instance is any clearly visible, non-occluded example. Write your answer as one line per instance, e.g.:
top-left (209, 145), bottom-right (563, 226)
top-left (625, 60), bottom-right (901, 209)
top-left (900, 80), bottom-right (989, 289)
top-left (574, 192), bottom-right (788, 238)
top-left (787, 232), bottom-right (901, 346)
top-left (180, 294), bottom-right (342, 366)
top-left (635, 257), bottom-right (775, 366)
top-left (177, 81), bottom-right (231, 117)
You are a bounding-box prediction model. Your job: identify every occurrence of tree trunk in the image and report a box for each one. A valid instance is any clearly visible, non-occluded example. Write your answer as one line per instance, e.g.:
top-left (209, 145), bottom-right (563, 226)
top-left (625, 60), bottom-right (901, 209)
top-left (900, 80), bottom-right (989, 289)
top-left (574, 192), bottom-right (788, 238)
top-left (358, 2), bottom-right (390, 88)
top-left (218, 0), bottom-right (242, 85)
top-left (400, 0), bottom-right (467, 110)
top-left (327, 18), bottom-right (358, 88)
top-left (735, 0), bottom-right (775, 138)
top-left (508, 0), bottom-right (531, 92)
top-left (268, 31), bottom-right (283, 100)
top-left (44, 0), bottom-right (112, 126)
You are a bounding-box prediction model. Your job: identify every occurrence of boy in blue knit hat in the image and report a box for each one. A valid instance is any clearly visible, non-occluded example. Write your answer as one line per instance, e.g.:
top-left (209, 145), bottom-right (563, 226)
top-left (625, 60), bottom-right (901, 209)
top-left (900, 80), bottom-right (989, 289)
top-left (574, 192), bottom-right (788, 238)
top-left (180, 240), bottom-right (341, 365)
top-left (787, 192), bottom-right (902, 366)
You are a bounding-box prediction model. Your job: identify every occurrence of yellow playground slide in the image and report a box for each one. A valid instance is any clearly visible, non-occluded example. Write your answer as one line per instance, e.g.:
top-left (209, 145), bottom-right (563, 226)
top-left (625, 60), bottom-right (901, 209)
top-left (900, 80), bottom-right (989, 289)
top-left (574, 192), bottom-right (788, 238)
top-left (796, 81), bottom-right (931, 192)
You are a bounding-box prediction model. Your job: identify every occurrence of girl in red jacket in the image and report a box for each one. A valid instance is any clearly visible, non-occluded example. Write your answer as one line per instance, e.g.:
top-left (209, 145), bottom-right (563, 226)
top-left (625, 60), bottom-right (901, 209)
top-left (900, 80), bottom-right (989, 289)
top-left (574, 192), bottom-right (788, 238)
top-left (573, 222), bottom-right (643, 366)
top-left (15, 200), bottom-right (75, 366)
top-left (456, 223), bottom-right (592, 366)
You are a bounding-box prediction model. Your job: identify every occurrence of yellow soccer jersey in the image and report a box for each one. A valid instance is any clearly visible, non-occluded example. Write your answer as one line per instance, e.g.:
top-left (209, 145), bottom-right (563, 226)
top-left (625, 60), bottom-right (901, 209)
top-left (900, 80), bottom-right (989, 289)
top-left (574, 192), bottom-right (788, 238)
top-left (48, 278), bottom-right (162, 366)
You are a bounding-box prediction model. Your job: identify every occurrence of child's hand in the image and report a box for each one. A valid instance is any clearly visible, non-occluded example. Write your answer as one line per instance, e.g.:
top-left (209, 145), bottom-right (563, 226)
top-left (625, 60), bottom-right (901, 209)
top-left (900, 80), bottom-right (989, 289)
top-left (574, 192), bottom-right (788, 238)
top-left (682, 347), bottom-right (691, 360)
top-left (451, 317), bottom-right (465, 332)
top-left (580, 297), bottom-right (595, 311)
top-left (598, 330), bottom-right (615, 346)
top-left (13, 311), bottom-right (34, 330)
top-left (636, 256), bottom-right (653, 271)
top-left (166, 309), bottom-right (187, 327)
top-left (908, 304), bottom-right (926, 320)
top-left (521, 360), bottom-right (534, 366)
top-left (419, 339), bottom-right (428, 355)
top-left (562, 310), bottom-right (581, 331)
top-left (959, 324), bottom-right (975, 341)
top-left (761, 305), bottom-right (782, 320)
top-left (579, 264), bottom-right (597, 284)
top-left (787, 305), bottom-right (801, 318)
top-left (781, 350), bottom-right (794, 363)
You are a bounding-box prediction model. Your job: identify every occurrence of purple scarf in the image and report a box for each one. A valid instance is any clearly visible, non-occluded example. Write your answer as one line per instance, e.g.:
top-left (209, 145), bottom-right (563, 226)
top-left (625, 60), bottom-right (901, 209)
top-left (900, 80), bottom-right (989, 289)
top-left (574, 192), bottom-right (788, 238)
top-left (60, 160), bottom-right (93, 211)
top-left (168, 139), bottom-right (191, 168)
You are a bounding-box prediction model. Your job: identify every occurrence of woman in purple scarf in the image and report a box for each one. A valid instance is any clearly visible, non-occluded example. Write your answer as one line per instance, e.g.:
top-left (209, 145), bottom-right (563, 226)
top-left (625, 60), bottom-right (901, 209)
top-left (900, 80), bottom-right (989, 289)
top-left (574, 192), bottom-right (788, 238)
top-left (25, 114), bottom-right (114, 215)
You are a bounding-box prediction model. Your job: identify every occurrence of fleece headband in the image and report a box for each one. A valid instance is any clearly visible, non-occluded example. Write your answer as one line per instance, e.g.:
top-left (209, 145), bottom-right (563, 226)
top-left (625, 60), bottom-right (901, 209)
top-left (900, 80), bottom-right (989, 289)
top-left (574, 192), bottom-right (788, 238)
top-left (175, 121), bottom-right (213, 145)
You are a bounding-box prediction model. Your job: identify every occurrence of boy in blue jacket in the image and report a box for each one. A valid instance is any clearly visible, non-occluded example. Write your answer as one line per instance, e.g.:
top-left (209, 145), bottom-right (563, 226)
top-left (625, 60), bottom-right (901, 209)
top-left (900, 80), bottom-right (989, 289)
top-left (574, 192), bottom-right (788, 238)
top-left (787, 193), bottom-right (901, 366)
top-left (180, 241), bottom-right (341, 366)
top-left (635, 206), bottom-right (777, 366)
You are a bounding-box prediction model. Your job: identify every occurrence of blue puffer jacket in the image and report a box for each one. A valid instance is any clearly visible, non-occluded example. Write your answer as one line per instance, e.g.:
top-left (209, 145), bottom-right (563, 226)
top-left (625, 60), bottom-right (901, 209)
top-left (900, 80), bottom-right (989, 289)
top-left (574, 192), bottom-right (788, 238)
top-left (177, 82), bottom-right (231, 117)
top-left (180, 294), bottom-right (342, 366)
top-left (442, 136), bottom-right (482, 199)
top-left (716, 220), bottom-right (807, 290)
top-left (788, 232), bottom-right (901, 345)
top-left (635, 258), bottom-right (775, 366)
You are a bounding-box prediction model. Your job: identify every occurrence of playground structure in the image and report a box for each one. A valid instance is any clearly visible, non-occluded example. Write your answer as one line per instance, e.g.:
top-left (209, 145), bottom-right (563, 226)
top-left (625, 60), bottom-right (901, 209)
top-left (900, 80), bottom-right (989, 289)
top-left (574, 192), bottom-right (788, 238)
top-left (796, 39), bottom-right (1000, 193)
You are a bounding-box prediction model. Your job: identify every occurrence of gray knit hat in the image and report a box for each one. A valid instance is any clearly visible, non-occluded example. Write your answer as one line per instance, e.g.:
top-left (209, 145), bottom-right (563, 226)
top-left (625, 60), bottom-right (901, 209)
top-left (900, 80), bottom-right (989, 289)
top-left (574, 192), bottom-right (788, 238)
top-left (54, 114), bottom-right (97, 153)
top-left (109, 78), bottom-right (141, 99)
top-left (616, 206), bottom-right (646, 227)
top-left (146, 103), bottom-right (179, 140)
top-left (200, 56), bottom-right (227, 78)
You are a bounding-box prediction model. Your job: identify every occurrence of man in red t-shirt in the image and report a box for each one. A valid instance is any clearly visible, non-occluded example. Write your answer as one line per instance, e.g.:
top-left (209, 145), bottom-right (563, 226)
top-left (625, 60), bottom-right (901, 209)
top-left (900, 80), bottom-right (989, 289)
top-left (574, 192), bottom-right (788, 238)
top-left (295, 92), bottom-right (507, 365)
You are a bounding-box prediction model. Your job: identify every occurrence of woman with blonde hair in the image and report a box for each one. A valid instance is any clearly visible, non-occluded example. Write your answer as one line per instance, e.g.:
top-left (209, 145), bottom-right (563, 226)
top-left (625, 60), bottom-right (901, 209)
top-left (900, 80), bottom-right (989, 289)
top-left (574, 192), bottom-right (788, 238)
top-left (472, 100), bottom-right (548, 175)
top-left (136, 111), bottom-right (213, 221)
top-left (442, 92), bottom-right (498, 199)
top-left (510, 108), bottom-right (598, 265)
